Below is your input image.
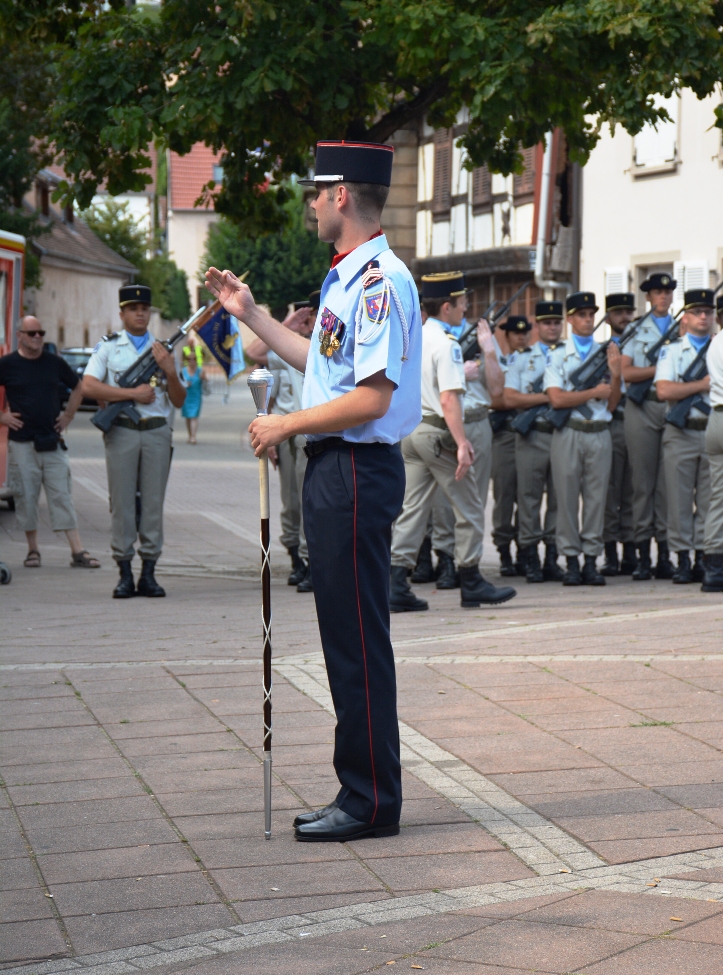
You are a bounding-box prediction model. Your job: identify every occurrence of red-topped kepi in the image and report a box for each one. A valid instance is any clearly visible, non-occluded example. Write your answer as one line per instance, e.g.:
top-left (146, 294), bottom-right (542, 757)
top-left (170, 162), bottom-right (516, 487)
top-left (299, 141), bottom-right (394, 187)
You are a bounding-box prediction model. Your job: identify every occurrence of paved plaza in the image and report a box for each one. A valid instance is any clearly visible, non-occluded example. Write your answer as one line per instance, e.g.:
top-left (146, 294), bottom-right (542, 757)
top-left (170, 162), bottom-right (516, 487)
top-left (2, 383), bottom-right (723, 974)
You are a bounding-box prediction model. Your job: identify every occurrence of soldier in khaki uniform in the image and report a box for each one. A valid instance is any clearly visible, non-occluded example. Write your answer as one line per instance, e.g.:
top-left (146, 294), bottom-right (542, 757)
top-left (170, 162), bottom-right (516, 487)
top-left (429, 286), bottom-right (508, 587)
top-left (390, 272), bottom-right (515, 610)
top-left (490, 316), bottom-right (532, 575)
top-left (544, 291), bottom-right (622, 586)
top-left (83, 285), bottom-right (186, 598)
top-left (503, 300), bottom-right (564, 582)
top-left (702, 323), bottom-right (723, 591)
top-left (655, 288), bottom-right (714, 584)
top-left (601, 293), bottom-right (637, 576)
top-left (620, 273), bottom-right (677, 580)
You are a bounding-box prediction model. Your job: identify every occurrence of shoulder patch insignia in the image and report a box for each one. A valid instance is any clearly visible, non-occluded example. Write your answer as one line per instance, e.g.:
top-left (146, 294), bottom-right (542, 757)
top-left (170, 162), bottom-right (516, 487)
top-left (102, 332), bottom-right (120, 342)
top-left (451, 345), bottom-right (463, 363)
top-left (364, 290), bottom-right (389, 324)
top-left (361, 259), bottom-right (384, 290)
top-left (658, 346), bottom-right (669, 360)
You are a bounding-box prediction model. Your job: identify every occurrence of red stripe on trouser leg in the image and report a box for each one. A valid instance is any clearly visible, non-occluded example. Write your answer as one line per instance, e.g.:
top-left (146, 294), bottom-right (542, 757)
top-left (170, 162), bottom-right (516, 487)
top-left (351, 447), bottom-right (379, 823)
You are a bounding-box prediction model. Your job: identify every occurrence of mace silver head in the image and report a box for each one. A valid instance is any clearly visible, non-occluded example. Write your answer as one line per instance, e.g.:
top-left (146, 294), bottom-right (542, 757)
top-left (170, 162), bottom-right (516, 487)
top-left (247, 367), bottom-right (274, 416)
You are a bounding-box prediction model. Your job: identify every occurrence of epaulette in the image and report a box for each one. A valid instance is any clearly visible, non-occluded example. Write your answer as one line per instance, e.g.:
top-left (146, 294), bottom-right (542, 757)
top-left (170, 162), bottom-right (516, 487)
top-left (518, 347), bottom-right (532, 354)
top-left (102, 332), bottom-right (120, 342)
top-left (446, 333), bottom-right (457, 341)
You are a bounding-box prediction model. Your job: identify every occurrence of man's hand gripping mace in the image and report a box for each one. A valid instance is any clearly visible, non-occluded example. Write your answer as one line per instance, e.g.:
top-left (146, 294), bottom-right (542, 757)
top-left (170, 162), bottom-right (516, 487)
top-left (247, 368), bottom-right (274, 839)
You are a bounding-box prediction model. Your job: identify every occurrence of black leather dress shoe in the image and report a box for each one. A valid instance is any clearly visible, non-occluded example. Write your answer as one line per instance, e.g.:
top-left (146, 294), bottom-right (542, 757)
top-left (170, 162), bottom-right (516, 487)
top-left (293, 801), bottom-right (338, 828)
top-left (295, 805), bottom-right (399, 842)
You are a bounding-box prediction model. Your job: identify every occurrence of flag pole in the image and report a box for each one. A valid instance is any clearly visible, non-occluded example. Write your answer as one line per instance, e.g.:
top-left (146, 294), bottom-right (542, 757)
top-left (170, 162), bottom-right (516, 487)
top-left (247, 367), bottom-right (274, 840)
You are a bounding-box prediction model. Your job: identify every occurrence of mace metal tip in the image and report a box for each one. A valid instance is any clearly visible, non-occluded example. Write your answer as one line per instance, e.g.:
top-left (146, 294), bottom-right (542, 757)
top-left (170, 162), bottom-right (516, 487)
top-left (247, 367), bottom-right (274, 416)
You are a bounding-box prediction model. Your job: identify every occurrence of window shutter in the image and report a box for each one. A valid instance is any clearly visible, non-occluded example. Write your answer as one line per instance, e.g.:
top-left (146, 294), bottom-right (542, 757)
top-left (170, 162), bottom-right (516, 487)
top-left (513, 146), bottom-right (536, 204)
top-left (604, 266), bottom-right (628, 295)
top-left (472, 164), bottom-right (491, 212)
top-left (634, 95), bottom-right (678, 169)
top-left (672, 261), bottom-right (708, 310)
top-left (432, 128), bottom-right (452, 215)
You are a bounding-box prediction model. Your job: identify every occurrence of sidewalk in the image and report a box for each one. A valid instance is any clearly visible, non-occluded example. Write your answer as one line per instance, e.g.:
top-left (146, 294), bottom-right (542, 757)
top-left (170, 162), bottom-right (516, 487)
top-left (2, 385), bottom-right (723, 973)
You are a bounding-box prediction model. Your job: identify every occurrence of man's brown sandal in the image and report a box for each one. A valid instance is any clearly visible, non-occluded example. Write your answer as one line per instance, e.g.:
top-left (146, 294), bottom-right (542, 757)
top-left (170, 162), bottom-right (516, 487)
top-left (24, 550), bottom-right (41, 568)
top-left (70, 551), bottom-right (101, 568)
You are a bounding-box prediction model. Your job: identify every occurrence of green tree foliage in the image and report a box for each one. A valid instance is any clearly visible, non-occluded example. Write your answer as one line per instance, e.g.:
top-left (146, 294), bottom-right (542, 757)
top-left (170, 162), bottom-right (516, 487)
top-left (201, 189), bottom-right (329, 317)
top-left (4, 0), bottom-right (723, 234)
top-left (82, 199), bottom-right (191, 321)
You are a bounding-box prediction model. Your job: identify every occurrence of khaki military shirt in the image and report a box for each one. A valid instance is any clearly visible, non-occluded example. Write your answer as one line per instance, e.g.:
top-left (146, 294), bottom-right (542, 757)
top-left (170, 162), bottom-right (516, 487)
top-left (544, 336), bottom-right (612, 423)
top-left (267, 349), bottom-right (304, 417)
top-left (654, 333), bottom-right (711, 420)
top-left (625, 312), bottom-right (675, 369)
top-left (84, 329), bottom-right (174, 424)
top-left (707, 331), bottom-right (723, 408)
top-left (505, 341), bottom-right (553, 394)
top-left (421, 317), bottom-right (465, 419)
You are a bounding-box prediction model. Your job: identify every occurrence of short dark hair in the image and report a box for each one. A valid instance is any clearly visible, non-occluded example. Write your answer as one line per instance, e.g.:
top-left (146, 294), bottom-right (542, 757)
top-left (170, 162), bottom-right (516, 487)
top-left (325, 181), bottom-right (390, 221)
top-left (422, 295), bottom-right (460, 318)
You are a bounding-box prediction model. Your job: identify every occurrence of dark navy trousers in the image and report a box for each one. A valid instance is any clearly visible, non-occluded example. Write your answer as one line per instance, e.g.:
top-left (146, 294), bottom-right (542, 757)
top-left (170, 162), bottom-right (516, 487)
top-left (303, 441), bottom-right (405, 826)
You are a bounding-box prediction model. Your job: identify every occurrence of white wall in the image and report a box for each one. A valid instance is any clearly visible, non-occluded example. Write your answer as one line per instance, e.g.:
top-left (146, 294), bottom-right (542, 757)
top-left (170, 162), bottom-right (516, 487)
top-left (167, 210), bottom-right (219, 307)
top-left (29, 263), bottom-right (129, 349)
top-left (580, 89), bottom-right (723, 309)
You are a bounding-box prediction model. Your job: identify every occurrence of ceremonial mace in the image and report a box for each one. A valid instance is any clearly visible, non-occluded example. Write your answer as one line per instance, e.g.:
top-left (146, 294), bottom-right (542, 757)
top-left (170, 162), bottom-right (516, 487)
top-left (247, 367), bottom-right (274, 839)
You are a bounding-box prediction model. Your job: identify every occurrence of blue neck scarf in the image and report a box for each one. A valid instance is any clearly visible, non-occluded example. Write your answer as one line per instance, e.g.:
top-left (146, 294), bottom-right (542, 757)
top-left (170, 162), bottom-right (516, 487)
top-left (688, 333), bottom-right (709, 353)
top-left (572, 334), bottom-right (594, 361)
top-left (127, 331), bottom-right (150, 352)
top-left (651, 313), bottom-right (672, 335)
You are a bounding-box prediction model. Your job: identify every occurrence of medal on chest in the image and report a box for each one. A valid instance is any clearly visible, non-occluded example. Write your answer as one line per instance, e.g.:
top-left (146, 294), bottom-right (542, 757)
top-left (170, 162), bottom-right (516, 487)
top-left (319, 307), bottom-right (345, 357)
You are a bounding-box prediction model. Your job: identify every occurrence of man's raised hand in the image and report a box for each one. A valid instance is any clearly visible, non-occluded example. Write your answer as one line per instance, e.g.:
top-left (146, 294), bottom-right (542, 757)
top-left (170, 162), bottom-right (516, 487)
top-left (205, 267), bottom-right (255, 322)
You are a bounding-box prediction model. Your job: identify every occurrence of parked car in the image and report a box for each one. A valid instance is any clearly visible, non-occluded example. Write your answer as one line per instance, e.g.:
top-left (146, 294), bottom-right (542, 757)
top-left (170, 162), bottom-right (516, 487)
top-left (59, 347), bottom-right (98, 410)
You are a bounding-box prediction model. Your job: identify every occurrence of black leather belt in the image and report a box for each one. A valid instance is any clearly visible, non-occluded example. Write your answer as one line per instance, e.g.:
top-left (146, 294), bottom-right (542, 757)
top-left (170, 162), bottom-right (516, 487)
top-left (113, 416), bottom-right (167, 431)
top-left (685, 417), bottom-right (708, 431)
top-left (303, 437), bottom-right (389, 459)
top-left (567, 418), bottom-right (610, 433)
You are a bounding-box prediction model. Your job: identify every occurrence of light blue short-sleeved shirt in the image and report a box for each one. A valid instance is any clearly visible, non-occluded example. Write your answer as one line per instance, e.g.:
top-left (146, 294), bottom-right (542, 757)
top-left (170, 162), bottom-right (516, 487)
top-left (654, 334), bottom-right (711, 420)
top-left (301, 234), bottom-right (422, 443)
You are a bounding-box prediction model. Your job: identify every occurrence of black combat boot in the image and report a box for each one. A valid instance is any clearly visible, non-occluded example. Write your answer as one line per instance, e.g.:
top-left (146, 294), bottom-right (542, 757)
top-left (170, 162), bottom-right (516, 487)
top-left (655, 540), bottom-right (675, 580)
top-left (434, 550), bottom-right (459, 589)
top-left (137, 559), bottom-right (166, 597)
top-left (632, 540), bottom-right (652, 581)
top-left (701, 553), bottom-right (723, 592)
top-left (601, 541), bottom-right (619, 576)
top-left (297, 563), bottom-right (313, 592)
top-left (582, 555), bottom-right (606, 586)
top-left (287, 546), bottom-right (307, 586)
top-left (497, 543), bottom-right (517, 576)
top-left (523, 546), bottom-right (544, 583)
top-left (620, 542), bottom-right (638, 575)
top-left (458, 566), bottom-right (516, 607)
top-left (513, 543), bottom-right (527, 577)
top-left (692, 550), bottom-right (706, 583)
top-left (543, 544), bottom-right (565, 581)
top-left (390, 565), bottom-right (428, 612)
top-left (672, 550), bottom-right (692, 584)
top-left (562, 556), bottom-right (581, 586)
top-left (112, 559), bottom-right (135, 599)
top-left (410, 536), bottom-right (434, 584)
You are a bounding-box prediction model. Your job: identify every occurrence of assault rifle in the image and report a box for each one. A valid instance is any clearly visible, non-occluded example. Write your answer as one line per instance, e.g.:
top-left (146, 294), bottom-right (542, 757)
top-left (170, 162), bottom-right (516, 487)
top-left (510, 374), bottom-right (546, 435)
top-left (545, 318), bottom-right (641, 430)
top-left (458, 280), bottom-right (532, 361)
top-left (625, 310), bottom-right (684, 407)
top-left (664, 337), bottom-right (712, 429)
top-left (91, 301), bottom-right (221, 434)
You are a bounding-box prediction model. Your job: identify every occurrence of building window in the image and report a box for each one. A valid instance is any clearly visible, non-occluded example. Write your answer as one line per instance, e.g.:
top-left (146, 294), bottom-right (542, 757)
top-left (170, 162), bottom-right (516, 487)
top-left (64, 203), bottom-right (74, 224)
top-left (212, 164), bottom-right (224, 183)
top-left (632, 95), bottom-right (679, 176)
top-left (83, 327), bottom-right (90, 348)
top-left (471, 165), bottom-right (491, 214)
top-left (58, 325), bottom-right (65, 346)
top-left (513, 146), bottom-right (536, 205)
top-left (431, 128), bottom-right (453, 219)
top-left (36, 181), bottom-right (49, 217)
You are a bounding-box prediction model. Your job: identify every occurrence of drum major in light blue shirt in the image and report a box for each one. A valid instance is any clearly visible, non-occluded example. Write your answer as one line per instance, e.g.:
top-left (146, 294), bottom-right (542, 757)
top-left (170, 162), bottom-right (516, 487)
top-left (301, 234), bottom-right (422, 444)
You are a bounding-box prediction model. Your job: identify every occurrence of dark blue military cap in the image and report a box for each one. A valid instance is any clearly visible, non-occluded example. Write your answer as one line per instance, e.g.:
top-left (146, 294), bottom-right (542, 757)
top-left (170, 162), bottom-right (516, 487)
top-left (119, 284), bottom-right (151, 307)
top-left (566, 291), bottom-right (598, 313)
top-left (684, 288), bottom-right (715, 309)
top-left (641, 272), bottom-right (676, 292)
top-left (299, 141), bottom-right (394, 186)
top-left (498, 314), bottom-right (531, 333)
top-left (421, 272), bottom-right (467, 300)
top-left (535, 300), bottom-right (564, 321)
top-left (605, 292), bottom-right (635, 312)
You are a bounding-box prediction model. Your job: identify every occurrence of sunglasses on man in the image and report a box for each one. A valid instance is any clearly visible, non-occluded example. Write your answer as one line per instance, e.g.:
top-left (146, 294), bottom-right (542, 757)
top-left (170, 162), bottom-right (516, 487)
top-left (19, 329), bottom-right (46, 337)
